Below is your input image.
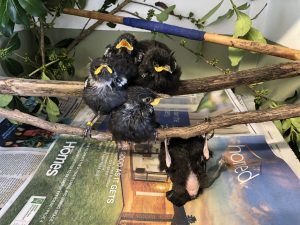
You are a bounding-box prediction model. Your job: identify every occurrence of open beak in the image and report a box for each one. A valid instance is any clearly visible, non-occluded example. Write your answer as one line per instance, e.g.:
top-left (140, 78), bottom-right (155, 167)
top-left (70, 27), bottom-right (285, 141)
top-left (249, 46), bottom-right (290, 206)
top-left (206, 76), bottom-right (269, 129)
top-left (150, 98), bottom-right (161, 106)
top-left (154, 65), bottom-right (172, 73)
top-left (94, 64), bottom-right (113, 75)
top-left (115, 39), bottom-right (133, 51)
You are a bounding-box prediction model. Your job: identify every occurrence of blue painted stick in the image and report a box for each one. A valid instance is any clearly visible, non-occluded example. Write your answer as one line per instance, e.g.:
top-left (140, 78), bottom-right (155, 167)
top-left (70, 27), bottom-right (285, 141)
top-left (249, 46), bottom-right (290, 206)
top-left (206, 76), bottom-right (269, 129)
top-left (123, 17), bottom-right (205, 41)
top-left (63, 8), bottom-right (300, 61)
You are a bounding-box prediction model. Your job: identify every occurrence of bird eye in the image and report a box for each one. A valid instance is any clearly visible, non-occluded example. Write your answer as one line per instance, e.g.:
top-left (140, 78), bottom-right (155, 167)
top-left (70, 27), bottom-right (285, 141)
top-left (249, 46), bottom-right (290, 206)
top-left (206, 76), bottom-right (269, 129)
top-left (143, 97), bottom-right (153, 103)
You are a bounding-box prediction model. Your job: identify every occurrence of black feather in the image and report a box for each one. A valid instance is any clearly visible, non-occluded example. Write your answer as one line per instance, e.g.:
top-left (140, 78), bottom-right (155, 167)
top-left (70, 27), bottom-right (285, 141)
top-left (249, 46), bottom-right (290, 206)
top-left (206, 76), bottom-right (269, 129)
top-left (134, 40), bottom-right (181, 93)
top-left (159, 136), bottom-right (214, 207)
top-left (109, 86), bottom-right (159, 143)
top-left (83, 57), bottom-right (128, 115)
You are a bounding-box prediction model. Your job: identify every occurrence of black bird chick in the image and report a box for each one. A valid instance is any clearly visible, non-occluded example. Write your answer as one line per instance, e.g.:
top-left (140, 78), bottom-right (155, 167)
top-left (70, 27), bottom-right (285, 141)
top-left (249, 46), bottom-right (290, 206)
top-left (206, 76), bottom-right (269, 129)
top-left (108, 86), bottom-right (160, 144)
top-left (134, 40), bottom-right (181, 93)
top-left (159, 136), bottom-right (225, 207)
top-left (103, 33), bottom-right (140, 84)
top-left (103, 33), bottom-right (140, 62)
top-left (83, 57), bottom-right (128, 136)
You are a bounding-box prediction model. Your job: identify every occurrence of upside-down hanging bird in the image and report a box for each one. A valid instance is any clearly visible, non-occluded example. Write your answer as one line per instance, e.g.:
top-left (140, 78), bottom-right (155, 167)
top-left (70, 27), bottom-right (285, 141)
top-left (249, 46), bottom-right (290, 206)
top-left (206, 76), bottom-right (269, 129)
top-left (134, 40), bottom-right (181, 93)
top-left (159, 136), bottom-right (220, 207)
top-left (108, 86), bottom-right (161, 144)
top-left (82, 57), bottom-right (130, 136)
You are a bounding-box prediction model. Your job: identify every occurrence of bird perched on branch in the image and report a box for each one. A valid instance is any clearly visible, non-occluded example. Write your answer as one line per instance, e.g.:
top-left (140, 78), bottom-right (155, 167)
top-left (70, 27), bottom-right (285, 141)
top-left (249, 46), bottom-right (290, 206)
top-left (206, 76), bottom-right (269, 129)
top-left (103, 33), bottom-right (140, 84)
top-left (108, 86), bottom-right (160, 144)
top-left (103, 33), bottom-right (141, 62)
top-left (159, 136), bottom-right (221, 207)
top-left (134, 40), bottom-right (181, 93)
top-left (83, 57), bottom-right (129, 136)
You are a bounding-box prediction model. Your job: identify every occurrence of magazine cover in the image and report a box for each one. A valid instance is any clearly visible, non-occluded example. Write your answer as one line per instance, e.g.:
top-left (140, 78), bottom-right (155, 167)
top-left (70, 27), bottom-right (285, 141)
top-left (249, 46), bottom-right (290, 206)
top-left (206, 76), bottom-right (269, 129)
top-left (1, 135), bottom-right (299, 225)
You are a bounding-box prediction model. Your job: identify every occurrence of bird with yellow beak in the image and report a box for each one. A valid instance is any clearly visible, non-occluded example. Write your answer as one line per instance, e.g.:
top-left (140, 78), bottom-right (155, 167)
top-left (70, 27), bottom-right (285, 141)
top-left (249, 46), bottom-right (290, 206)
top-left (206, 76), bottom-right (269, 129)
top-left (109, 86), bottom-right (161, 146)
top-left (134, 40), bottom-right (182, 93)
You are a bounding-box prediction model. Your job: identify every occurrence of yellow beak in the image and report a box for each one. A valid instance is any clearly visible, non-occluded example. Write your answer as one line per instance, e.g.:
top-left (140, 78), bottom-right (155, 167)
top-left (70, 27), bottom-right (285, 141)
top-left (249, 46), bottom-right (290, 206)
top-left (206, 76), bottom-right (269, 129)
top-left (154, 65), bottom-right (172, 73)
top-left (150, 98), bottom-right (161, 106)
top-left (94, 64), bottom-right (113, 75)
top-left (115, 39), bottom-right (134, 51)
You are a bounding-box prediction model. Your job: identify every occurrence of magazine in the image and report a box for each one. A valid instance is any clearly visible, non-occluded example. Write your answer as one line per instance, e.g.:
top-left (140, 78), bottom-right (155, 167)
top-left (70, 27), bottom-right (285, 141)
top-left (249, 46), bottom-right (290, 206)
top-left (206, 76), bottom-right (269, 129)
top-left (0, 134), bottom-right (299, 225)
top-left (0, 97), bottom-right (83, 212)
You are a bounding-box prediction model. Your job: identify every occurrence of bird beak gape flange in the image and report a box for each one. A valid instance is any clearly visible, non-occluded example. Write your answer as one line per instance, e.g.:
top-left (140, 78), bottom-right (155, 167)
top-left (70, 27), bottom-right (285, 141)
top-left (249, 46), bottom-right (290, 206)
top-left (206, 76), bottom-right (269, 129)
top-left (150, 98), bottom-right (161, 106)
top-left (115, 39), bottom-right (134, 51)
top-left (94, 64), bottom-right (113, 75)
top-left (154, 65), bottom-right (172, 73)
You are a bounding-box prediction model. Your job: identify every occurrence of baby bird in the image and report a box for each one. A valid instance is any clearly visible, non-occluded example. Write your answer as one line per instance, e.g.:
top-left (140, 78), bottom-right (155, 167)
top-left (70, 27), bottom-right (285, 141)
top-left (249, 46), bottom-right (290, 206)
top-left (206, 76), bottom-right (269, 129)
top-left (82, 57), bottom-right (128, 136)
top-left (134, 40), bottom-right (181, 93)
top-left (108, 86), bottom-right (160, 144)
top-left (159, 136), bottom-right (217, 207)
top-left (103, 33), bottom-right (140, 84)
top-left (103, 33), bottom-right (141, 62)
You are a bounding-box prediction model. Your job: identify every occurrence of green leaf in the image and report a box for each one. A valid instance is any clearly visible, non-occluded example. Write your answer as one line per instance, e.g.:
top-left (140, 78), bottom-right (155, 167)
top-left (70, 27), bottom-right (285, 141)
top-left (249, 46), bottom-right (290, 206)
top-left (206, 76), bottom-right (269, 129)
top-left (155, 5), bottom-right (175, 22)
top-left (77, 0), bottom-right (86, 9)
top-left (64, 0), bottom-right (76, 8)
top-left (67, 65), bottom-right (75, 77)
top-left (208, 9), bottom-right (234, 25)
top-left (237, 3), bottom-right (250, 10)
top-left (233, 11), bottom-right (252, 37)
top-left (245, 27), bottom-right (266, 44)
top-left (54, 38), bottom-right (75, 48)
top-left (99, 0), bottom-right (118, 12)
top-left (197, 0), bottom-right (224, 24)
top-left (41, 71), bottom-right (50, 80)
top-left (0, 94), bottom-right (13, 107)
top-left (106, 22), bottom-right (116, 28)
top-left (7, 0), bottom-right (30, 27)
top-left (282, 119), bottom-right (291, 132)
top-left (0, 0), bottom-right (15, 37)
top-left (3, 57), bottom-right (24, 75)
top-left (6, 32), bottom-right (20, 52)
top-left (46, 97), bottom-right (60, 122)
top-left (18, 0), bottom-right (47, 17)
top-left (291, 118), bottom-right (300, 132)
top-left (284, 90), bottom-right (298, 104)
top-left (273, 120), bottom-right (283, 134)
top-left (7, 96), bottom-right (28, 112)
top-left (228, 47), bottom-right (245, 66)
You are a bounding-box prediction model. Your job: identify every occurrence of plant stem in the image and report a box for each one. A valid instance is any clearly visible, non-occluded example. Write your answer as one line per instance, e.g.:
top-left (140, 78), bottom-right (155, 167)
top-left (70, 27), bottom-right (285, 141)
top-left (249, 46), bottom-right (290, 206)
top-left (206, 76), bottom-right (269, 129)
top-left (28, 59), bottom-right (60, 77)
top-left (120, 10), bottom-right (144, 19)
top-left (39, 18), bottom-right (46, 68)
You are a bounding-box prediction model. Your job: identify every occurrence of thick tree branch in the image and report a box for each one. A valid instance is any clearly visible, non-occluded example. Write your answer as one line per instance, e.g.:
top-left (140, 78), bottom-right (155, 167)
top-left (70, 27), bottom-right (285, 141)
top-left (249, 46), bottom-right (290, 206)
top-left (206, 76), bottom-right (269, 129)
top-left (0, 62), bottom-right (299, 97)
top-left (1, 104), bottom-right (300, 141)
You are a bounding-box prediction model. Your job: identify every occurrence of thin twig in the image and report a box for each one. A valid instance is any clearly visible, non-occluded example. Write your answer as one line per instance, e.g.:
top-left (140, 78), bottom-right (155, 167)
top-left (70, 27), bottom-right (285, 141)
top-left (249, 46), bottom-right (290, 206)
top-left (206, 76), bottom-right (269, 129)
top-left (39, 18), bottom-right (46, 68)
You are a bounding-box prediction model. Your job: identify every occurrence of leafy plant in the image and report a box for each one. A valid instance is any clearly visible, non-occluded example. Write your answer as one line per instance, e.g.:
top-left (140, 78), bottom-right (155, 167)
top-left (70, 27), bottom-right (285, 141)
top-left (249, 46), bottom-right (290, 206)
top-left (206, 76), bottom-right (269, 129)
top-left (0, 0), bottom-right (86, 122)
top-left (228, 0), bottom-right (267, 66)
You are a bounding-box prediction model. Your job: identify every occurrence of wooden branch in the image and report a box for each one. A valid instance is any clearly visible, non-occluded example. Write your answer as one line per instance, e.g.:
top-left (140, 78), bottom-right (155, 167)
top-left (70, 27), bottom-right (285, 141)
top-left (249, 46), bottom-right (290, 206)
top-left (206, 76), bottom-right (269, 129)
top-left (0, 62), bottom-right (299, 97)
top-left (0, 108), bottom-right (112, 141)
top-left (1, 104), bottom-right (300, 141)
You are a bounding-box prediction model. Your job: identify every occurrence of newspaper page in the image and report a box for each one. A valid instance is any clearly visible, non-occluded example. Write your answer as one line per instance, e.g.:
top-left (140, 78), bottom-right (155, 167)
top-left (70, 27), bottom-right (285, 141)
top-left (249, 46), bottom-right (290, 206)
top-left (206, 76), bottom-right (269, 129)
top-left (0, 97), bottom-right (83, 215)
top-left (226, 91), bottom-right (300, 178)
top-left (0, 134), bottom-right (299, 225)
